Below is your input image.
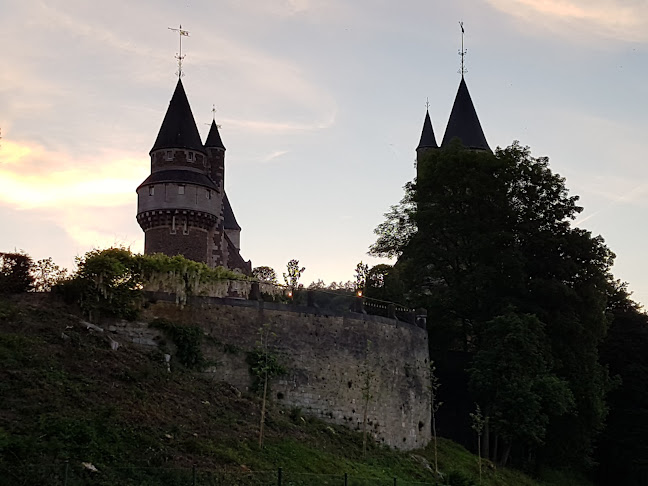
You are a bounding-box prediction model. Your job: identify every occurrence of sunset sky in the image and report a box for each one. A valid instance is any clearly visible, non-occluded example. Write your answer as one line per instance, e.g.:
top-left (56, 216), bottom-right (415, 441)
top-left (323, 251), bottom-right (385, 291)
top-left (2, 0), bottom-right (648, 304)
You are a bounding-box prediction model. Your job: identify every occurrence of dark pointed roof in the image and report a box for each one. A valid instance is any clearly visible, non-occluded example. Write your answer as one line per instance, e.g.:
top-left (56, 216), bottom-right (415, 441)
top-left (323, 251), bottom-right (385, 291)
top-left (205, 120), bottom-right (226, 150)
top-left (417, 110), bottom-right (438, 149)
top-left (150, 79), bottom-right (206, 155)
top-left (223, 193), bottom-right (240, 231)
top-left (441, 77), bottom-right (490, 151)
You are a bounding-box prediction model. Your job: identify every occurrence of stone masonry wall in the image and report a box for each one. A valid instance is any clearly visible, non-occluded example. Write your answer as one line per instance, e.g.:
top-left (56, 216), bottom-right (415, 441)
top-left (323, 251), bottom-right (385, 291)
top-left (114, 295), bottom-right (432, 451)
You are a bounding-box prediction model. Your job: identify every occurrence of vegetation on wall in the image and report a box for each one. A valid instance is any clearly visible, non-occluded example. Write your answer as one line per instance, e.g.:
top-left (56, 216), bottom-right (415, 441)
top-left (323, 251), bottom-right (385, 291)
top-left (150, 317), bottom-right (206, 370)
top-left (54, 247), bottom-right (248, 320)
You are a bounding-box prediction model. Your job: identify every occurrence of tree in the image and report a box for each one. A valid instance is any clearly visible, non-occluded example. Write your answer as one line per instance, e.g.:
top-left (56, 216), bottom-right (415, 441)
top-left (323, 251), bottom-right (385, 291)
top-left (429, 362), bottom-right (443, 476)
top-left (283, 259), bottom-right (305, 291)
top-left (369, 181), bottom-right (416, 259)
top-left (354, 261), bottom-right (369, 293)
top-left (595, 282), bottom-right (648, 485)
top-left (371, 141), bottom-right (614, 469)
top-left (32, 257), bottom-right (68, 292)
top-left (469, 312), bottom-right (574, 465)
top-left (252, 266), bottom-right (277, 284)
top-left (0, 252), bottom-right (34, 293)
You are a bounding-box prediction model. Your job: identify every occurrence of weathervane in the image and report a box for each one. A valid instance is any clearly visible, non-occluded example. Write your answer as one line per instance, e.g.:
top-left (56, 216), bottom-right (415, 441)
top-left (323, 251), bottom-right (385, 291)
top-left (168, 24), bottom-right (189, 77)
top-left (206, 105), bottom-right (222, 129)
top-left (458, 21), bottom-right (467, 77)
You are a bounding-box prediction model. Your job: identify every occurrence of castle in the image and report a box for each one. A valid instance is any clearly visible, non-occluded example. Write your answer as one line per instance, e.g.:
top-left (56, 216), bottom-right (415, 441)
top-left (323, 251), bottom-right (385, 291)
top-left (135, 36), bottom-right (488, 277)
top-left (416, 74), bottom-right (490, 168)
top-left (136, 78), bottom-right (251, 274)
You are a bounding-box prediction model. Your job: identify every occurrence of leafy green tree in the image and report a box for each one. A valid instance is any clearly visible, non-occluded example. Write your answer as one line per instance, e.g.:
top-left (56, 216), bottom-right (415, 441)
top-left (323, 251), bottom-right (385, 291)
top-left (595, 282), bottom-right (648, 485)
top-left (32, 257), bottom-right (68, 292)
top-left (283, 259), bottom-right (305, 292)
top-left (372, 141), bottom-right (614, 469)
top-left (469, 312), bottom-right (574, 465)
top-left (0, 252), bottom-right (34, 294)
top-left (252, 266), bottom-right (278, 284)
top-left (354, 261), bottom-right (369, 293)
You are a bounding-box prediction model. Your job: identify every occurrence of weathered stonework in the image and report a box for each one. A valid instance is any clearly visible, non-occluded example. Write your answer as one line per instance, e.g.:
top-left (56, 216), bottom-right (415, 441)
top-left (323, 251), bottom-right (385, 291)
top-left (111, 295), bottom-right (432, 451)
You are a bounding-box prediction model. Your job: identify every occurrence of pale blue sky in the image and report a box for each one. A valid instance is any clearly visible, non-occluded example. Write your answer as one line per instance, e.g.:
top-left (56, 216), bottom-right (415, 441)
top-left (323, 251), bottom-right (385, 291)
top-left (1, 0), bottom-right (648, 304)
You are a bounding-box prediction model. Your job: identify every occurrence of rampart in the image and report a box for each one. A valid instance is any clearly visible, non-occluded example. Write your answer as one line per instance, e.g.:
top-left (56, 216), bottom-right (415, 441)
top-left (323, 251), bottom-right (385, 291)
top-left (110, 292), bottom-right (432, 451)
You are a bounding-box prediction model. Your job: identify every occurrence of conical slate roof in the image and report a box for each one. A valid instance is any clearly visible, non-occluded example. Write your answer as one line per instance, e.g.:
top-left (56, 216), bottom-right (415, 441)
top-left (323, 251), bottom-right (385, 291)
top-left (223, 193), bottom-right (240, 231)
top-left (441, 77), bottom-right (490, 151)
top-left (417, 110), bottom-right (438, 149)
top-left (205, 120), bottom-right (226, 150)
top-left (150, 79), bottom-right (206, 155)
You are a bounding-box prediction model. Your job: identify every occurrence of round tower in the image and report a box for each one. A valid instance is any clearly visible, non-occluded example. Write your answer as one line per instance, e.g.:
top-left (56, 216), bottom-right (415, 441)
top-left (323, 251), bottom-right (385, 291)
top-left (136, 79), bottom-right (220, 265)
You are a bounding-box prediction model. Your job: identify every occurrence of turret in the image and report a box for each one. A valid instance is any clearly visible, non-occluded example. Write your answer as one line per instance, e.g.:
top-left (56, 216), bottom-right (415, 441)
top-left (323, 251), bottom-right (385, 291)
top-left (136, 79), bottom-right (220, 265)
top-left (441, 76), bottom-right (490, 151)
top-left (416, 109), bottom-right (438, 164)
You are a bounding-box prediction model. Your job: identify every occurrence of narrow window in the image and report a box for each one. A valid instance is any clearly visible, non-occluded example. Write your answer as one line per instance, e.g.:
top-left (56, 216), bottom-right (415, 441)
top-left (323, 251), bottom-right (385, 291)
top-left (148, 185), bottom-right (154, 196)
top-left (188, 152), bottom-right (194, 161)
top-left (206, 190), bottom-right (211, 199)
top-left (165, 150), bottom-right (173, 160)
top-left (171, 215), bottom-right (176, 234)
top-left (183, 218), bottom-right (189, 235)
top-left (178, 185), bottom-right (185, 195)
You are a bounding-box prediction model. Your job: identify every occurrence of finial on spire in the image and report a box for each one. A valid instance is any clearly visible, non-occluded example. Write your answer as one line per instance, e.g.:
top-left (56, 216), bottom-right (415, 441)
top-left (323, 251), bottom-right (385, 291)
top-left (168, 24), bottom-right (190, 77)
top-left (425, 97), bottom-right (430, 110)
top-left (458, 21), bottom-right (467, 77)
top-left (212, 104), bottom-right (216, 121)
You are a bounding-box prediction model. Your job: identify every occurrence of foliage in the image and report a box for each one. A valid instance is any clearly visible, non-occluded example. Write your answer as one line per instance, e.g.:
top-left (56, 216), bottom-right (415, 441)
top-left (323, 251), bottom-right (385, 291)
top-left (149, 318), bottom-right (205, 370)
top-left (32, 257), bottom-right (69, 292)
top-left (283, 259), bottom-right (305, 290)
top-left (55, 247), bottom-right (247, 320)
top-left (469, 312), bottom-right (574, 464)
top-left (369, 181), bottom-right (417, 259)
top-left (429, 362), bottom-right (443, 476)
top-left (354, 261), bottom-right (369, 292)
top-left (595, 281), bottom-right (648, 485)
top-left (372, 142), bottom-right (614, 469)
top-left (0, 251), bottom-right (34, 293)
top-left (246, 328), bottom-right (285, 394)
top-left (252, 266), bottom-right (278, 284)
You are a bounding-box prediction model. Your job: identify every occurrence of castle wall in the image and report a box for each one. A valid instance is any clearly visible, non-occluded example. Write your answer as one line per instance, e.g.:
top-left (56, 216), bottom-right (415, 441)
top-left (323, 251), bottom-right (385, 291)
top-left (127, 296), bottom-right (432, 451)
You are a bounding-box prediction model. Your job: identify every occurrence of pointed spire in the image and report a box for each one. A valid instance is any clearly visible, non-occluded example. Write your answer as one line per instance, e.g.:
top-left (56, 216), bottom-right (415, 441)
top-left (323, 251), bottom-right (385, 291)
top-left (441, 77), bottom-right (490, 151)
top-left (223, 193), bottom-right (240, 230)
top-left (417, 109), bottom-right (438, 150)
top-left (150, 78), bottom-right (205, 155)
top-left (205, 119), bottom-right (226, 150)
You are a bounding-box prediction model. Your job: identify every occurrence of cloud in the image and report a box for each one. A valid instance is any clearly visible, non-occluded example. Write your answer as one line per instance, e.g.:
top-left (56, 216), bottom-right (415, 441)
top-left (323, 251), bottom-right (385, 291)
top-left (262, 150), bottom-right (290, 163)
top-left (486, 0), bottom-right (648, 42)
top-left (0, 140), bottom-right (147, 210)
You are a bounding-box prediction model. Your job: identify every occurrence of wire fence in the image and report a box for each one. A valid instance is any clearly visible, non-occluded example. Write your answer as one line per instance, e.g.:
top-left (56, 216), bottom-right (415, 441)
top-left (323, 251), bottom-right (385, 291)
top-left (13, 464), bottom-right (445, 486)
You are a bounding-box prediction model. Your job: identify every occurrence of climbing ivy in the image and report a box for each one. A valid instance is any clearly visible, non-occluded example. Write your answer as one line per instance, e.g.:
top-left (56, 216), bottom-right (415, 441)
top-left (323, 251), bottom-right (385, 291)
top-left (149, 318), bottom-right (205, 370)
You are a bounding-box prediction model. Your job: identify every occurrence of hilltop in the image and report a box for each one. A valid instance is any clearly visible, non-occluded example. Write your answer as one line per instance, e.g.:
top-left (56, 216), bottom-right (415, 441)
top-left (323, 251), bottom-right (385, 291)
top-left (0, 293), bottom-right (593, 486)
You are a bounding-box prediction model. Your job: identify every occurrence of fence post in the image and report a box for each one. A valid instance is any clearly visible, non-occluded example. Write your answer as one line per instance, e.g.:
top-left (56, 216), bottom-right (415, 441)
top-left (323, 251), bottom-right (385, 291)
top-left (192, 464), bottom-right (197, 486)
top-left (393, 476), bottom-right (397, 486)
top-left (344, 472), bottom-right (348, 486)
top-left (277, 467), bottom-right (283, 486)
top-left (388, 303), bottom-right (396, 319)
top-left (63, 461), bottom-right (69, 486)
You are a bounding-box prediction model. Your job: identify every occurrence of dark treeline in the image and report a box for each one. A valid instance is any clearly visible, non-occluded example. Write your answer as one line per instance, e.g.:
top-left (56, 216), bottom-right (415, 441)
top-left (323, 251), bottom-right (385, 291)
top-left (367, 141), bottom-right (648, 485)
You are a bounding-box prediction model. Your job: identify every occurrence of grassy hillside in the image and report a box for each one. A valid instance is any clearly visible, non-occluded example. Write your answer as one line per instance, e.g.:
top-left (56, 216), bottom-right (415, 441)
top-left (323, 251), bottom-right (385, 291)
top-left (0, 294), bottom-right (593, 486)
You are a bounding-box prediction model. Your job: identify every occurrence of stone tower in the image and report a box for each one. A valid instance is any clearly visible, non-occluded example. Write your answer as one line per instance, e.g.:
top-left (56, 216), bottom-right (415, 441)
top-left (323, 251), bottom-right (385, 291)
top-left (136, 79), bottom-right (250, 273)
